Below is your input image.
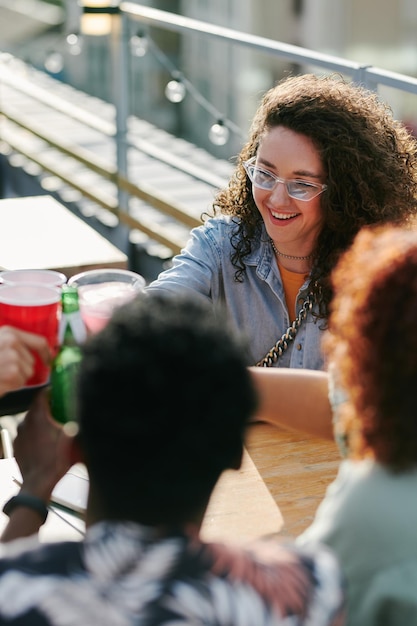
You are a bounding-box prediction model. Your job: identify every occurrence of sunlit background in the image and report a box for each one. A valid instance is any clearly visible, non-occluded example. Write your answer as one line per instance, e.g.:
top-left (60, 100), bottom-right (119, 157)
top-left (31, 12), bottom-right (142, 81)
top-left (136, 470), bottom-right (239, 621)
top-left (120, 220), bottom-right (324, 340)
top-left (1, 0), bottom-right (417, 278)
top-left (2, 0), bottom-right (417, 158)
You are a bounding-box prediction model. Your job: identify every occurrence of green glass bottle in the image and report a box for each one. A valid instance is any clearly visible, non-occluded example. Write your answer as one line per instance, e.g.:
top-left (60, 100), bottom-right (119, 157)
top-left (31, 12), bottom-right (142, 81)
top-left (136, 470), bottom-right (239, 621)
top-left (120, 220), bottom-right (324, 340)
top-left (49, 284), bottom-right (87, 424)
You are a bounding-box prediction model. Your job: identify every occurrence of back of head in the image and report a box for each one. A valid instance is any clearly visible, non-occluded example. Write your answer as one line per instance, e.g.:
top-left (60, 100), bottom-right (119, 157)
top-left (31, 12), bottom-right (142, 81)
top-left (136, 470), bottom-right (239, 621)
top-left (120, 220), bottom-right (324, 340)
top-left (78, 292), bottom-right (258, 524)
top-left (325, 224), bottom-right (417, 470)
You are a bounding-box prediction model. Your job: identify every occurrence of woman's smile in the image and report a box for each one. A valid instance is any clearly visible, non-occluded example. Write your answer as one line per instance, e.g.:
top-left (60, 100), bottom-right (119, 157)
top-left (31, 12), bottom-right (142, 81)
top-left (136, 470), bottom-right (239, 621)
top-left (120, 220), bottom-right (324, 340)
top-left (253, 126), bottom-right (326, 257)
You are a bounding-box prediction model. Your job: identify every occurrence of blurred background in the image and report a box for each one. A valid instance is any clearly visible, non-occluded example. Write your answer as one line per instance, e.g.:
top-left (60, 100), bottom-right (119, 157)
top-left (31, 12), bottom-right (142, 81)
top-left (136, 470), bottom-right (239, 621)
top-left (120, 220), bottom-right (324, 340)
top-left (1, 0), bottom-right (417, 278)
top-left (2, 0), bottom-right (417, 156)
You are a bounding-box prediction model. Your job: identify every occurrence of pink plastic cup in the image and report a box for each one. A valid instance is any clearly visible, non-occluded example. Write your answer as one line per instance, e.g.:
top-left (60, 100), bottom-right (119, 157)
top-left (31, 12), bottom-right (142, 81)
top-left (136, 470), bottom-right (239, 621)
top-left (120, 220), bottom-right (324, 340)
top-left (68, 268), bottom-right (146, 334)
top-left (0, 284), bottom-right (62, 386)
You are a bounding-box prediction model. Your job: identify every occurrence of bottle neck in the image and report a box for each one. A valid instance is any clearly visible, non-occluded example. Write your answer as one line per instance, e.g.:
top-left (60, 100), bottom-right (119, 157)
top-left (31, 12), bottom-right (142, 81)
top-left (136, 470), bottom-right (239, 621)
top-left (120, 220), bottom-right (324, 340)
top-left (59, 310), bottom-right (87, 345)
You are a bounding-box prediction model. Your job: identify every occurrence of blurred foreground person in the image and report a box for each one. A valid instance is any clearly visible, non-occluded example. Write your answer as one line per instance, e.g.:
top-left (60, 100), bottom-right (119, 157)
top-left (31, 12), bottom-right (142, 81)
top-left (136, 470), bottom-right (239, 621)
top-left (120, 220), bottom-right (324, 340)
top-left (0, 293), bottom-right (344, 625)
top-left (297, 225), bottom-right (417, 625)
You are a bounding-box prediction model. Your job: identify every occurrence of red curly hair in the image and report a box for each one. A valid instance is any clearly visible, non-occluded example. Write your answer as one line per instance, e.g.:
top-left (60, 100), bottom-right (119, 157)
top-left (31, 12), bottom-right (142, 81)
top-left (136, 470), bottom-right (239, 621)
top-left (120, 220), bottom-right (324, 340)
top-left (324, 224), bottom-right (417, 470)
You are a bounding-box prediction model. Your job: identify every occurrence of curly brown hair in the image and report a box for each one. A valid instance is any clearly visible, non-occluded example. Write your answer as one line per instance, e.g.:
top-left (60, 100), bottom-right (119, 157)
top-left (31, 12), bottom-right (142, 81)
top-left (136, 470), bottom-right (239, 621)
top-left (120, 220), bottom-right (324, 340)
top-left (324, 225), bottom-right (417, 470)
top-left (212, 73), bottom-right (417, 322)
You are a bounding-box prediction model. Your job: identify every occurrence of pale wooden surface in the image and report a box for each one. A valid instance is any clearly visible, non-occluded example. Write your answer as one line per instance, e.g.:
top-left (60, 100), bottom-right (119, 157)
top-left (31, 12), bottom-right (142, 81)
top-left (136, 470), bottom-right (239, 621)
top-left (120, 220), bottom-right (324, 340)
top-left (246, 422), bottom-right (340, 539)
top-left (0, 423), bottom-right (340, 544)
top-left (0, 195), bottom-right (127, 277)
top-left (0, 450), bottom-right (285, 545)
top-left (201, 447), bottom-right (283, 542)
top-left (204, 423), bottom-right (340, 542)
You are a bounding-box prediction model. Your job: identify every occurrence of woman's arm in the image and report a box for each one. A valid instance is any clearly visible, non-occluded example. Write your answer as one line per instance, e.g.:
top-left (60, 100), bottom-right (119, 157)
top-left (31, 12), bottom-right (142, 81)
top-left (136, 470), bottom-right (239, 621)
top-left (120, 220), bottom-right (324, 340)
top-left (249, 367), bottom-right (334, 440)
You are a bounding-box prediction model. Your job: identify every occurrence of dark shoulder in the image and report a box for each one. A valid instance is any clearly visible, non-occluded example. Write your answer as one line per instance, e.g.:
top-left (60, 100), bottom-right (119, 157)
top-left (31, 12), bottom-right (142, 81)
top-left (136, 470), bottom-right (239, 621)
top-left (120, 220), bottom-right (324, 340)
top-left (0, 540), bottom-right (83, 577)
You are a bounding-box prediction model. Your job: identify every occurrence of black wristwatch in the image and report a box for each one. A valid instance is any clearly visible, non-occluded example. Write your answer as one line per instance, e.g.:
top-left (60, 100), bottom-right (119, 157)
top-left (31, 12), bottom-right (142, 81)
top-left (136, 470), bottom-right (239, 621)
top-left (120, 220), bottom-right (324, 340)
top-left (3, 494), bottom-right (49, 524)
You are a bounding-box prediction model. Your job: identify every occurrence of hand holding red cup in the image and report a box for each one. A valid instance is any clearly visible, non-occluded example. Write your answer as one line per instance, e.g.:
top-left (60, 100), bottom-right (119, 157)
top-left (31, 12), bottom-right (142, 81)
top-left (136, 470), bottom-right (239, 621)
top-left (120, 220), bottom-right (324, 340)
top-left (0, 284), bottom-right (61, 387)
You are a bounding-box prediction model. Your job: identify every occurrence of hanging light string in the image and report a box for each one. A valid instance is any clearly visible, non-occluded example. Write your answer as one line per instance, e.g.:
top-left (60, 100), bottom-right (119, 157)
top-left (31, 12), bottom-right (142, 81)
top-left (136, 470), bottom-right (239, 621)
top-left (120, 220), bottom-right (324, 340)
top-left (66, 25), bottom-right (245, 146)
top-left (132, 32), bottom-right (245, 146)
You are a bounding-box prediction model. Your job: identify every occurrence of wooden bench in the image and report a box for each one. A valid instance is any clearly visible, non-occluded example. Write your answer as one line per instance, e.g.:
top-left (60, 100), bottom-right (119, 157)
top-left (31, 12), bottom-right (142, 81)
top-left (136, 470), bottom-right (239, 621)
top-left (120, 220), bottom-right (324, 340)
top-left (0, 195), bottom-right (127, 278)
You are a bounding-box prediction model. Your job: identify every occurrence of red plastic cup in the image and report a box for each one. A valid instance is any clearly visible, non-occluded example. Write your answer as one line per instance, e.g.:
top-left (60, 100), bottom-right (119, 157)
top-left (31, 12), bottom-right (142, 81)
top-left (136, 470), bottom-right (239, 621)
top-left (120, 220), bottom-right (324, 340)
top-left (0, 284), bottom-right (61, 386)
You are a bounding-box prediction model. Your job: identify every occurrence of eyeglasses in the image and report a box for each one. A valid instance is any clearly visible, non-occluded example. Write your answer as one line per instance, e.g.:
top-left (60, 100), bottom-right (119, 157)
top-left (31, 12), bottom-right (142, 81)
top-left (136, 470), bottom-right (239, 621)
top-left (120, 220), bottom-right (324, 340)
top-left (243, 157), bottom-right (327, 202)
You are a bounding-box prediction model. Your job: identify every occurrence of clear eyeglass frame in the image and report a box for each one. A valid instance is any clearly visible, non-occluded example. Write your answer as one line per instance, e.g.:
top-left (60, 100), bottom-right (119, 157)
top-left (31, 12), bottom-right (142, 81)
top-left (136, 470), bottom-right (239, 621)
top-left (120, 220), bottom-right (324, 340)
top-left (243, 157), bottom-right (328, 202)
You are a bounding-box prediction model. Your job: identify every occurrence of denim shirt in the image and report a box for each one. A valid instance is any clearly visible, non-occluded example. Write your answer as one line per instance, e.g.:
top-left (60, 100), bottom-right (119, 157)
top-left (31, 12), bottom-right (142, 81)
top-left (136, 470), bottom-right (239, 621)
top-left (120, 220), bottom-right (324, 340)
top-left (146, 216), bottom-right (325, 369)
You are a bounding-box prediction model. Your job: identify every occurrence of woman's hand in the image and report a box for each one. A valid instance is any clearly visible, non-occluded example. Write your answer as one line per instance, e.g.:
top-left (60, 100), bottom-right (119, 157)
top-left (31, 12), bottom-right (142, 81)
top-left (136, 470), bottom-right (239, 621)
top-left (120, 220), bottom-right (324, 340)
top-left (0, 326), bottom-right (51, 397)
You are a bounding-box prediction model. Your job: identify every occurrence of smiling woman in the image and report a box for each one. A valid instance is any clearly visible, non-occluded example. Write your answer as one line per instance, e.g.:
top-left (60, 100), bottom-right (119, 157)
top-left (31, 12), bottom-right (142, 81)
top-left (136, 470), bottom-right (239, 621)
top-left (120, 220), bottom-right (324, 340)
top-left (248, 126), bottom-right (326, 275)
top-left (146, 73), bottom-right (417, 371)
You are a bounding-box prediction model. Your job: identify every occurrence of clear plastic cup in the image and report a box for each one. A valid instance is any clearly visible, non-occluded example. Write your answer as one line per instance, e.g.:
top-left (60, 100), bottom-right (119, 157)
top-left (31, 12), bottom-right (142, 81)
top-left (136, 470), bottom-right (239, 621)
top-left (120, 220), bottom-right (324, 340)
top-left (0, 269), bottom-right (67, 288)
top-left (68, 268), bottom-right (146, 334)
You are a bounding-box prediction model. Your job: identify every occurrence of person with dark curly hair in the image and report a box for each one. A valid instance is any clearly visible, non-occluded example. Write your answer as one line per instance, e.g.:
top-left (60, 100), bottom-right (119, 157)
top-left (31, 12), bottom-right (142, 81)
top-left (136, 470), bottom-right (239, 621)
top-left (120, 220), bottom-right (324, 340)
top-left (147, 73), bottom-right (417, 370)
top-left (0, 292), bottom-right (345, 625)
top-left (296, 224), bottom-right (417, 625)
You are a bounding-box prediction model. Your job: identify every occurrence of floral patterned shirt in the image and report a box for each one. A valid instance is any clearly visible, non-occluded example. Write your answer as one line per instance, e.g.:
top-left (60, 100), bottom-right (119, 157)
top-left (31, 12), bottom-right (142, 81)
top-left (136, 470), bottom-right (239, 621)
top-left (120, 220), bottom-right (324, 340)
top-left (0, 521), bottom-right (345, 625)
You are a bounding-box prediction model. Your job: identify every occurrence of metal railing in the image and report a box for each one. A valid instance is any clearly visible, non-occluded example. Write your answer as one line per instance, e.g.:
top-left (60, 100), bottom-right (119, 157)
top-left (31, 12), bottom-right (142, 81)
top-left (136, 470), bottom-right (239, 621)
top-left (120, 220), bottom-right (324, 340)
top-left (2, 3), bottom-right (417, 256)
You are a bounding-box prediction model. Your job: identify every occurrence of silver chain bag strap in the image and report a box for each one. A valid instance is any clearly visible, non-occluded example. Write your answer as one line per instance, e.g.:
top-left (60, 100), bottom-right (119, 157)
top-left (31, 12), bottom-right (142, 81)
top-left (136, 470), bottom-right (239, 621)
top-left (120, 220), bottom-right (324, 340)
top-left (255, 291), bottom-right (316, 367)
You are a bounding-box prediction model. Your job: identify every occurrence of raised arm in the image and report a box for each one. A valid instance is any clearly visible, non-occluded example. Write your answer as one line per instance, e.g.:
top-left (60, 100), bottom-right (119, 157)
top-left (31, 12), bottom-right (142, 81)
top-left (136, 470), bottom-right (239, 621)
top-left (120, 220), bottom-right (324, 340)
top-left (1, 392), bottom-right (77, 542)
top-left (249, 367), bottom-right (334, 440)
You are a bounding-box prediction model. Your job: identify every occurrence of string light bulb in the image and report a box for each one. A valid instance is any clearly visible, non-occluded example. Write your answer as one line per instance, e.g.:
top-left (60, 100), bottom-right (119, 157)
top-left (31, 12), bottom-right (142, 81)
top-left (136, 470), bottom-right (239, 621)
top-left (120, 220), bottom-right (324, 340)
top-left (66, 33), bottom-right (83, 56)
top-left (129, 33), bottom-right (244, 147)
top-left (130, 34), bottom-right (148, 57)
top-left (44, 51), bottom-right (64, 74)
top-left (165, 79), bottom-right (186, 103)
top-left (209, 120), bottom-right (230, 146)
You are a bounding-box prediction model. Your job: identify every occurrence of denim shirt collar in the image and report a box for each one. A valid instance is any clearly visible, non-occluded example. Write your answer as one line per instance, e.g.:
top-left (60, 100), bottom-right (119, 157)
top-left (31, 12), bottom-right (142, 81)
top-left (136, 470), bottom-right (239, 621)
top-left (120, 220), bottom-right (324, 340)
top-left (245, 224), bottom-right (310, 293)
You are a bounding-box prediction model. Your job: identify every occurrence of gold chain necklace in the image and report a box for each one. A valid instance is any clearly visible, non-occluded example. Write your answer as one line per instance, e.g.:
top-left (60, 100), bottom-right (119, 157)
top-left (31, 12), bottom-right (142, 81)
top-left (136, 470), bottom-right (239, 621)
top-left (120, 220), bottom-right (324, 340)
top-left (270, 239), bottom-right (313, 261)
top-left (255, 291), bottom-right (316, 366)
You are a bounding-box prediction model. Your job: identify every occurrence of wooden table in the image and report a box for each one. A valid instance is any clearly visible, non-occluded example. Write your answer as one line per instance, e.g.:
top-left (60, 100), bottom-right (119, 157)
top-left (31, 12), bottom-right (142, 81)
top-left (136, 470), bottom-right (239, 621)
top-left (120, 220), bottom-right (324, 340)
top-left (0, 195), bottom-right (127, 278)
top-left (245, 422), bottom-right (340, 539)
top-left (201, 445), bottom-right (284, 542)
top-left (0, 423), bottom-right (340, 544)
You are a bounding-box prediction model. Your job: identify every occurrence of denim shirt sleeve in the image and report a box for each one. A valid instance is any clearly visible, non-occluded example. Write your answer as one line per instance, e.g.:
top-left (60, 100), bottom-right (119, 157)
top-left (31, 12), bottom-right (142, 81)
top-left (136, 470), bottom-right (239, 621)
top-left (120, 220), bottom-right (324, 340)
top-left (145, 220), bottom-right (221, 304)
top-left (146, 217), bottom-right (325, 370)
